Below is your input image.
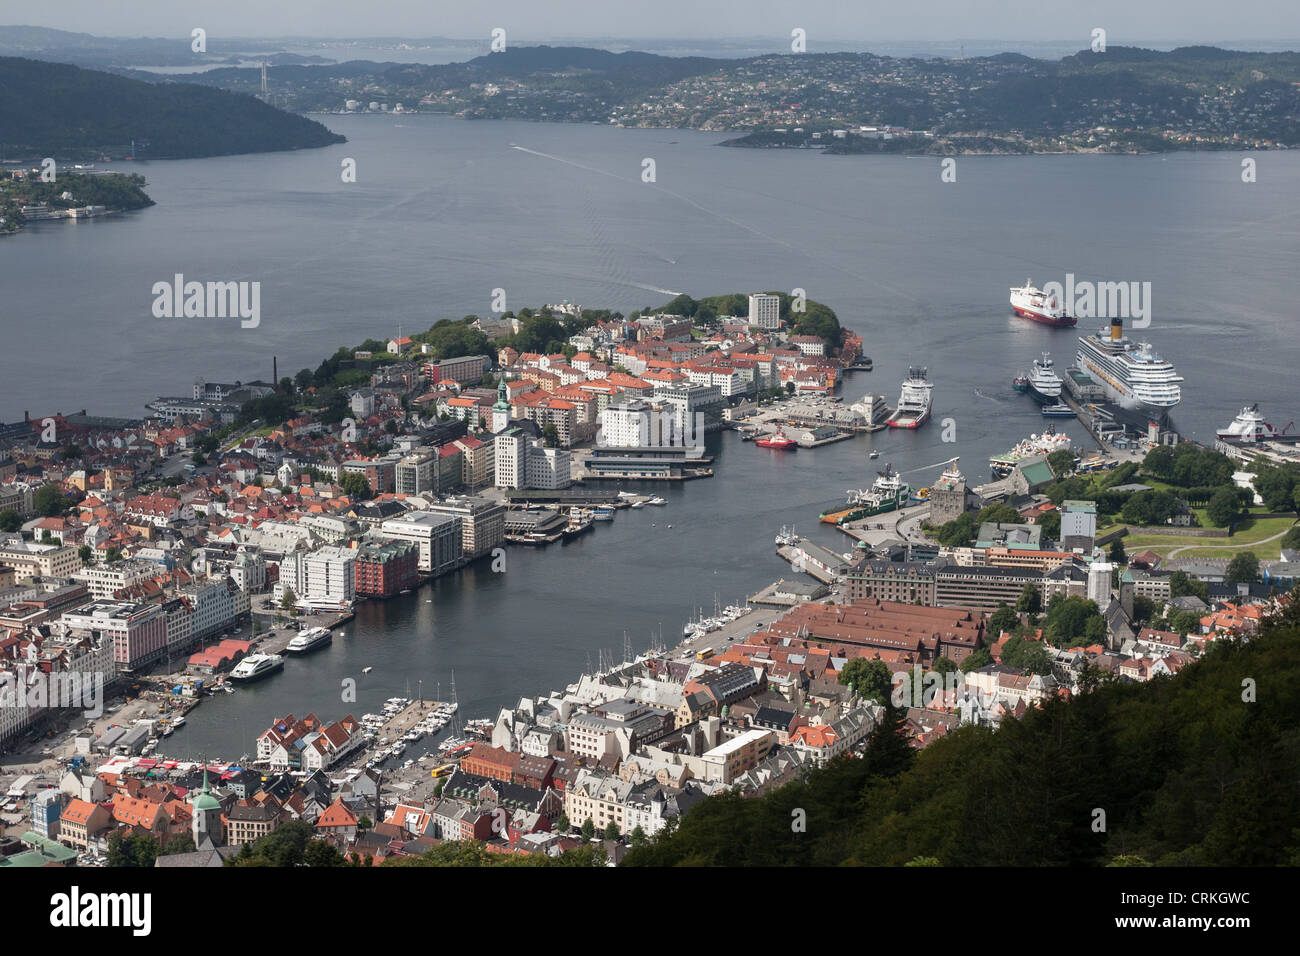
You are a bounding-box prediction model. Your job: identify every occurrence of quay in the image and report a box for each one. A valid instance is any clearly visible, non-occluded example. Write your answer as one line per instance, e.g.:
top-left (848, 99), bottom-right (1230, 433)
top-left (775, 538), bottom-right (853, 584)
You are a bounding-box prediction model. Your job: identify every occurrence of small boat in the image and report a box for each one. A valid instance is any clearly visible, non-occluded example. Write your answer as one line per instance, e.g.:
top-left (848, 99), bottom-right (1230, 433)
top-left (869, 449), bottom-right (880, 459)
top-left (362, 666), bottom-right (373, 674)
top-left (630, 500), bottom-right (646, 509)
top-left (647, 496), bottom-right (667, 505)
top-left (1041, 404), bottom-right (1074, 417)
top-left (1013, 372), bottom-right (1030, 392)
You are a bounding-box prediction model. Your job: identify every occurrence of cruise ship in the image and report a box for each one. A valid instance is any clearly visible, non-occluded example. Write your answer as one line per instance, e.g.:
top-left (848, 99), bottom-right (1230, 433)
top-left (886, 368), bottom-right (932, 429)
top-left (229, 653), bottom-right (285, 683)
top-left (1027, 352), bottom-right (1064, 404)
top-left (1076, 318), bottom-right (1182, 424)
top-left (284, 626), bottom-right (332, 655)
top-left (1009, 278), bottom-right (1077, 327)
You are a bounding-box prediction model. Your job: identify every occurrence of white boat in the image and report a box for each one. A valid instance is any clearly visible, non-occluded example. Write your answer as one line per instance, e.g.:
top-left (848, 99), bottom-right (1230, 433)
top-left (886, 367), bottom-right (933, 429)
top-left (284, 626), bottom-right (332, 654)
top-left (1009, 278), bottom-right (1077, 327)
top-left (630, 500), bottom-right (646, 509)
top-left (647, 496), bottom-right (667, 505)
top-left (1216, 404), bottom-right (1293, 443)
top-left (362, 666), bottom-right (373, 674)
top-left (229, 654), bottom-right (284, 683)
top-left (869, 449), bottom-right (880, 459)
top-left (1027, 352), bottom-right (1064, 403)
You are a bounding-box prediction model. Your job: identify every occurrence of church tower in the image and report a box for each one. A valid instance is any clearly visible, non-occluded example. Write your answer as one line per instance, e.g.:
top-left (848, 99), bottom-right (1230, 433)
top-left (191, 763), bottom-right (224, 848)
top-left (491, 377), bottom-right (511, 434)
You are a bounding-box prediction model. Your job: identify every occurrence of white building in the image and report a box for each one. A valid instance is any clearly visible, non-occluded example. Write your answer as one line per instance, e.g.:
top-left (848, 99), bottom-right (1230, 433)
top-left (305, 546), bottom-right (357, 608)
top-left (525, 442), bottom-right (571, 490)
top-left (379, 512), bottom-right (462, 576)
top-left (493, 429), bottom-right (527, 490)
top-left (748, 293), bottom-right (781, 330)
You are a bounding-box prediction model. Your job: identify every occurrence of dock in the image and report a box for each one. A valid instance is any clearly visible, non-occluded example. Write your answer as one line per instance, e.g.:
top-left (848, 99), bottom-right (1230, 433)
top-left (776, 538), bottom-right (853, 584)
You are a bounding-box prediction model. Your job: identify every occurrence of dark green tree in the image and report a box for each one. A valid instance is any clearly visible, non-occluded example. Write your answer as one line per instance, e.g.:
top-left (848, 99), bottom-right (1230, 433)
top-left (838, 658), bottom-right (892, 703)
top-left (1225, 552), bottom-right (1260, 584)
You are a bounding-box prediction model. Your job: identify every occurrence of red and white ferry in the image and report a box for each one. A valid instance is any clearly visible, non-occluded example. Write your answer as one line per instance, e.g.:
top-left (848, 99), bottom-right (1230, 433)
top-left (1010, 278), bottom-right (1077, 327)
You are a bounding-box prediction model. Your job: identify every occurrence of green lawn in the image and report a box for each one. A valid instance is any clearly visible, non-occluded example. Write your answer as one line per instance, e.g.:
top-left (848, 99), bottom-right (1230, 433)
top-left (1119, 515), bottom-right (1296, 558)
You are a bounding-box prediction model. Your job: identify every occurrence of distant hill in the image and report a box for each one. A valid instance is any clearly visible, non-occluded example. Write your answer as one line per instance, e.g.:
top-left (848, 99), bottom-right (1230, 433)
top-left (0, 57), bottom-right (345, 159)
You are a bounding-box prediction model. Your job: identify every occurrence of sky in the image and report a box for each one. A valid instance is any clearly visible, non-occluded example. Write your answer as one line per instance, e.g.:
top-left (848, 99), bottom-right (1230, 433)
top-left (11, 0), bottom-right (1300, 44)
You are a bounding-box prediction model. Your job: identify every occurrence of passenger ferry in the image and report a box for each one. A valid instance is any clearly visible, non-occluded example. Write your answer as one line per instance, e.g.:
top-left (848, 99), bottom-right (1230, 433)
top-left (284, 626), bottom-right (332, 655)
top-left (1010, 278), bottom-right (1077, 327)
top-left (229, 654), bottom-right (285, 683)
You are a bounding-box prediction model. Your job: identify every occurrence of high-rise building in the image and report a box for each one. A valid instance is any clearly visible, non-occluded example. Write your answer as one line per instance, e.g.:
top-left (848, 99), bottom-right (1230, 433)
top-left (748, 293), bottom-right (781, 330)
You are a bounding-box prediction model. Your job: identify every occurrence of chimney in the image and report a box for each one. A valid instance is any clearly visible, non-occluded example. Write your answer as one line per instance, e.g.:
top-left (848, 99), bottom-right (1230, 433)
top-left (1110, 315), bottom-right (1123, 342)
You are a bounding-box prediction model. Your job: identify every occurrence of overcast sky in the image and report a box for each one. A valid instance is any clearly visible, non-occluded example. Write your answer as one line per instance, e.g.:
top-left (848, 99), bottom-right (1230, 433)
top-left (13, 0), bottom-right (1300, 43)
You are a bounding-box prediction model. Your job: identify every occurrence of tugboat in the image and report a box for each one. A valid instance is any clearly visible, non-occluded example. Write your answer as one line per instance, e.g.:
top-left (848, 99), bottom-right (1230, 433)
top-left (756, 427), bottom-right (798, 449)
top-left (1012, 372), bottom-right (1030, 393)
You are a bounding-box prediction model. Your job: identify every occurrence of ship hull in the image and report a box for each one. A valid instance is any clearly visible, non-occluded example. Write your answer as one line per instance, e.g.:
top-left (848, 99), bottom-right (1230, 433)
top-left (820, 497), bottom-right (905, 526)
top-left (887, 409), bottom-right (930, 429)
top-left (1012, 306), bottom-right (1077, 327)
top-left (1027, 385), bottom-right (1063, 405)
top-left (230, 661), bottom-right (284, 683)
top-left (284, 634), bottom-right (331, 655)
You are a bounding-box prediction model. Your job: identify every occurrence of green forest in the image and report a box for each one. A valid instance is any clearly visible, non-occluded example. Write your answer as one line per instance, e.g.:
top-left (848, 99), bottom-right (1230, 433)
top-left (623, 600), bottom-right (1300, 866)
top-left (0, 171), bottom-right (153, 231)
top-left (0, 56), bottom-right (345, 159)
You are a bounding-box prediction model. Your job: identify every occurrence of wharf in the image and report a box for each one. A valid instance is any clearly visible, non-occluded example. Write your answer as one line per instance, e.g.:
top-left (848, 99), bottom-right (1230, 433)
top-left (672, 605), bottom-right (785, 659)
top-left (834, 501), bottom-right (933, 548)
top-left (775, 538), bottom-right (852, 584)
top-left (748, 578), bottom-right (833, 607)
top-left (799, 430), bottom-right (854, 448)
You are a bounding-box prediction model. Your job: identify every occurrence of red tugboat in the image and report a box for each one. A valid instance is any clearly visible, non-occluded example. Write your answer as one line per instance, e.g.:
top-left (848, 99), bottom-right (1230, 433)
top-left (755, 427), bottom-right (797, 449)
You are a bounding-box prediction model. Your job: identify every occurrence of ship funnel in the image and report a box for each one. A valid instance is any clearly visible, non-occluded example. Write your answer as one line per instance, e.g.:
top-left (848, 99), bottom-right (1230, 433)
top-left (1110, 316), bottom-right (1122, 342)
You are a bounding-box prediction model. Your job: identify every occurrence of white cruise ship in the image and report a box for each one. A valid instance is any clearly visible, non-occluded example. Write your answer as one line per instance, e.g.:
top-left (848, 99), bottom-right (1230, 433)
top-left (285, 626), bottom-right (332, 654)
top-left (1027, 352), bottom-right (1063, 404)
top-left (1076, 318), bottom-right (1182, 423)
top-left (230, 653), bottom-right (285, 683)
